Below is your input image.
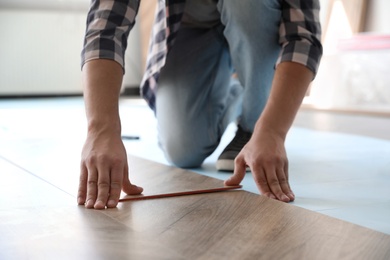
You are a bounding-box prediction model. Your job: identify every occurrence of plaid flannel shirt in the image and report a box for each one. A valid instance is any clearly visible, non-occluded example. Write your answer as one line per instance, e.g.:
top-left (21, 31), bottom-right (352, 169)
top-left (81, 0), bottom-right (322, 111)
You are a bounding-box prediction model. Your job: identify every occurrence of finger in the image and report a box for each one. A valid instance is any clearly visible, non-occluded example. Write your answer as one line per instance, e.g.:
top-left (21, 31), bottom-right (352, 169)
top-left (94, 163), bottom-right (111, 209)
top-left (224, 156), bottom-right (246, 186)
top-left (251, 167), bottom-right (276, 200)
top-left (122, 163), bottom-right (143, 196)
top-left (284, 159), bottom-right (289, 180)
top-left (77, 163), bottom-right (88, 205)
top-left (85, 166), bottom-right (98, 209)
top-left (276, 169), bottom-right (291, 201)
top-left (284, 162), bottom-right (295, 200)
top-left (106, 161), bottom-right (124, 208)
top-left (264, 166), bottom-right (290, 202)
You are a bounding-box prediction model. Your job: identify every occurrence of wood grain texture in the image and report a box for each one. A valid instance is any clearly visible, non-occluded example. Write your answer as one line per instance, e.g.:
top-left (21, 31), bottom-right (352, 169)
top-left (127, 156), bottom-right (233, 193)
top-left (106, 156), bottom-right (390, 260)
top-left (119, 185), bottom-right (242, 201)
top-left (120, 156), bottom-right (242, 200)
top-left (1, 156), bottom-right (390, 260)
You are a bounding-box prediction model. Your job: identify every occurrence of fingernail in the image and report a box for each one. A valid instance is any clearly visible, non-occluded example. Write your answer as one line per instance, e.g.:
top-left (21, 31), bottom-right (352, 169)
top-left (281, 195), bottom-right (290, 202)
top-left (77, 197), bottom-right (84, 205)
top-left (107, 200), bottom-right (116, 207)
top-left (94, 200), bottom-right (105, 209)
top-left (269, 194), bottom-right (276, 199)
top-left (288, 192), bottom-right (295, 199)
top-left (85, 199), bottom-right (94, 208)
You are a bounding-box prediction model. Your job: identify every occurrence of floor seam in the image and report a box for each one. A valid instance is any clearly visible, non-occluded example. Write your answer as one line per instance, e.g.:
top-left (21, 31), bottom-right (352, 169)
top-left (0, 154), bottom-right (75, 199)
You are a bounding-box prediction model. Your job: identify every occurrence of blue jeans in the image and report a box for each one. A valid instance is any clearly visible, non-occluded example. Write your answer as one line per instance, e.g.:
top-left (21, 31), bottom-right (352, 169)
top-left (156, 0), bottom-right (282, 167)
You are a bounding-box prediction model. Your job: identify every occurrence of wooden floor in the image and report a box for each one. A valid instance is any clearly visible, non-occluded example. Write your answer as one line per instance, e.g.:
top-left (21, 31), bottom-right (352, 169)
top-left (1, 155), bottom-right (390, 259)
top-left (1, 97), bottom-right (390, 259)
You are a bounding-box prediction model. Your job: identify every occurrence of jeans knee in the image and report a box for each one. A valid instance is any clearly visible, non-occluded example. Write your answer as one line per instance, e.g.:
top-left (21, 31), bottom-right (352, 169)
top-left (159, 129), bottom-right (217, 168)
top-left (162, 142), bottom-right (206, 168)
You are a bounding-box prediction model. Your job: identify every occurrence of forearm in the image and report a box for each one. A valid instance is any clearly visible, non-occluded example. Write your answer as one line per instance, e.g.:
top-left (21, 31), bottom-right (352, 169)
top-left (254, 62), bottom-right (313, 139)
top-left (82, 59), bottom-right (124, 135)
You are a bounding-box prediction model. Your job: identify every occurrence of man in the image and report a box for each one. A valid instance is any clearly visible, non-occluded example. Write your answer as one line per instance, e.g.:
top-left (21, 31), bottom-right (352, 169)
top-left (77, 0), bottom-right (323, 209)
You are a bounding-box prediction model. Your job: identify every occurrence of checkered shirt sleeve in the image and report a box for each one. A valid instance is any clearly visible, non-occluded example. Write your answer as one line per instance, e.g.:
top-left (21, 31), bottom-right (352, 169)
top-left (81, 0), bottom-right (140, 71)
top-left (276, 0), bottom-right (323, 76)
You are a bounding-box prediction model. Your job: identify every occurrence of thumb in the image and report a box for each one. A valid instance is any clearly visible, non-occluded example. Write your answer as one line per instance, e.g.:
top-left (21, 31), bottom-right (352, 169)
top-left (122, 163), bottom-right (143, 195)
top-left (225, 156), bottom-right (246, 186)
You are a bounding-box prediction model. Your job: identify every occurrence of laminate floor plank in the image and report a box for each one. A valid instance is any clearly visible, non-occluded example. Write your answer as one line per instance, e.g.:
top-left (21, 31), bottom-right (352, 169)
top-left (1, 154), bottom-right (390, 259)
top-left (0, 157), bottom-right (181, 260)
top-left (0, 135), bottom-right (83, 198)
top-left (0, 156), bottom-right (74, 208)
top-left (105, 191), bottom-right (390, 259)
top-left (101, 156), bottom-right (390, 260)
top-left (122, 156), bottom-right (239, 198)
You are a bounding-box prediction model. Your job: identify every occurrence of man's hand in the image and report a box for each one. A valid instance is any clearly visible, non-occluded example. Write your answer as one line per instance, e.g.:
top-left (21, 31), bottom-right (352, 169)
top-left (77, 132), bottom-right (143, 209)
top-left (78, 59), bottom-right (142, 209)
top-left (224, 62), bottom-right (314, 202)
top-left (225, 129), bottom-right (294, 202)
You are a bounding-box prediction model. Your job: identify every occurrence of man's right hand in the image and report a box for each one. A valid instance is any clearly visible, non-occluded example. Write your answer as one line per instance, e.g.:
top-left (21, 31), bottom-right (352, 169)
top-left (77, 131), bottom-right (143, 209)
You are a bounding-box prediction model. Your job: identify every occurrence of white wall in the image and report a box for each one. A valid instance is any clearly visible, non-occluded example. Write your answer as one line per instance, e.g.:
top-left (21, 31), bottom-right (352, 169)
top-left (0, 1), bottom-right (142, 95)
top-left (0, 0), bottom-right (90, 11)
top-left (365, 0), bottom-right (390, 33)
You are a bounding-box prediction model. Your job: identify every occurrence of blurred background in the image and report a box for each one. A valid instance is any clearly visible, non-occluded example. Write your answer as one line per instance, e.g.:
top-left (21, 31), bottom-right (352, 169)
top-left (0, 0), bottom-right (145, 96)
top-left (0, 0), bottom-right (389, 113)
top-left (311, 0), bottom-right (390, 114)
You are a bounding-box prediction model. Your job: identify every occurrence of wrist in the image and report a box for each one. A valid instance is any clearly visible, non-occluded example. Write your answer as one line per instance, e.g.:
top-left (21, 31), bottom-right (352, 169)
top-left (87, 118), bottom-right (121, 136)
top-left (254, 119), bottom-right (288, 141)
